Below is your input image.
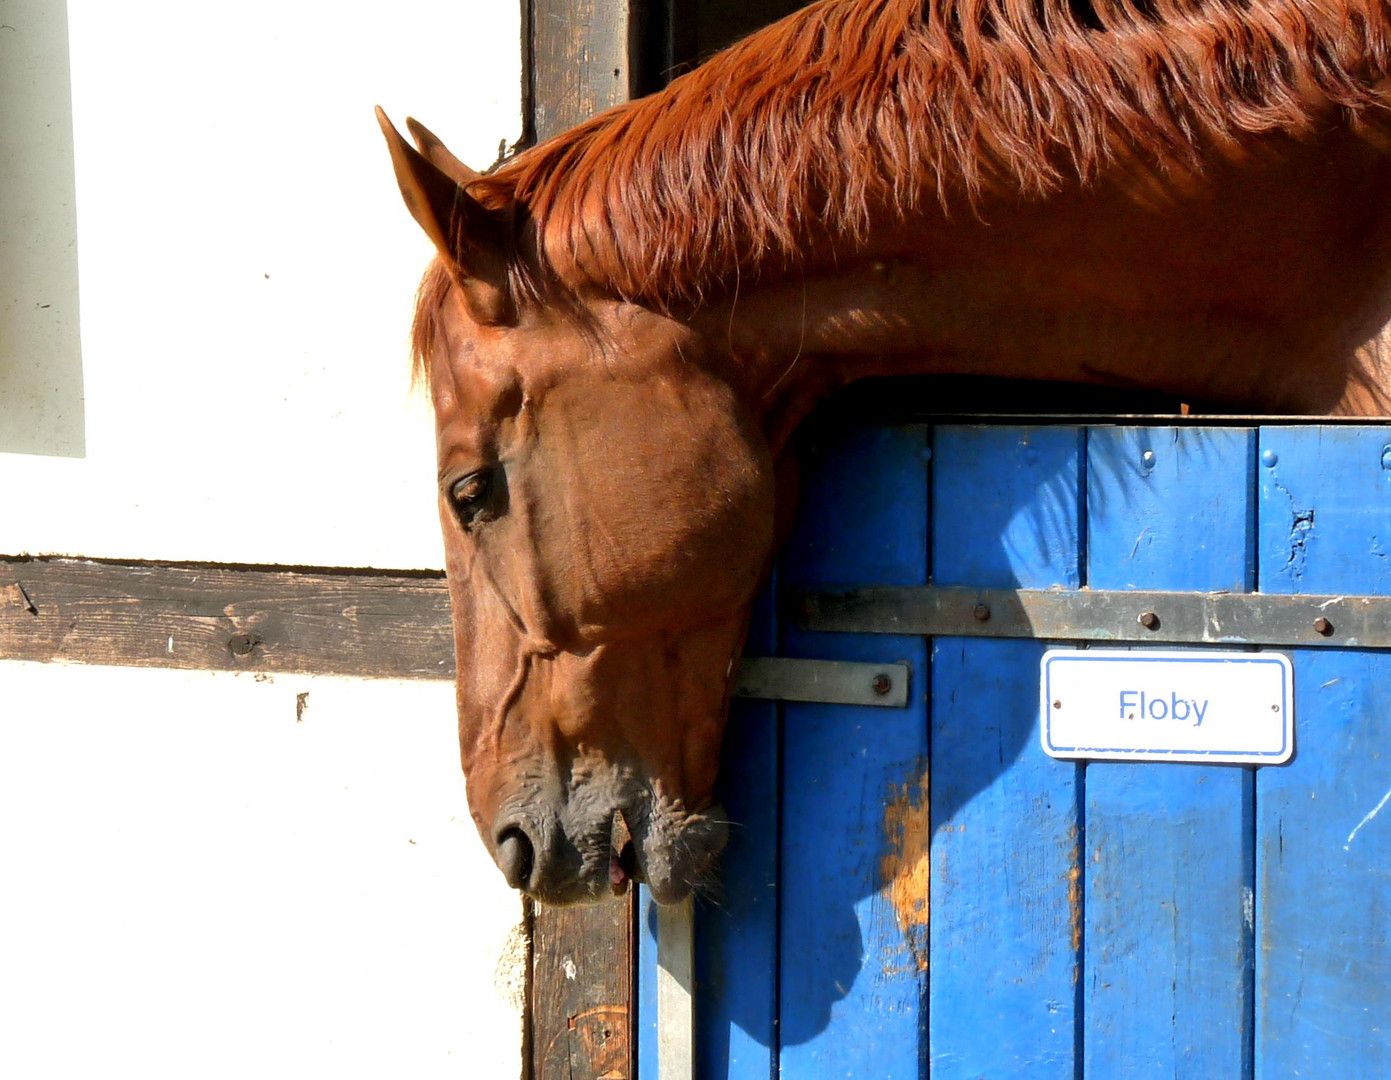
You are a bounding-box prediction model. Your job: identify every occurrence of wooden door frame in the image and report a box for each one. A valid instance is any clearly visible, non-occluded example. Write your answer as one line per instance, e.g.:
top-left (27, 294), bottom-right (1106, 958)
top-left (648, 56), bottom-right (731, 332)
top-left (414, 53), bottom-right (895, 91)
top-left (521, 6), bottom-right (647, 1076)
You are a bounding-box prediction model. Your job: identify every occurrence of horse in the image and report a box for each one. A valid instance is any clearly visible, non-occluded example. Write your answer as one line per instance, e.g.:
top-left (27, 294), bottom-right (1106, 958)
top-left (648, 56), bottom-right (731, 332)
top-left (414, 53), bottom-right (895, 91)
top-left (378, 0), bottom-right (1391, 905)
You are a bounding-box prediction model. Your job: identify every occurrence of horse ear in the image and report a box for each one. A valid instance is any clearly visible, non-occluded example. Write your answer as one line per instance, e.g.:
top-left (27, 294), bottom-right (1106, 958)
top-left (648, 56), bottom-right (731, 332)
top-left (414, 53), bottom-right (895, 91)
top-left (405, 116), bottom-right (481, 187)
top-left (375, 107), bottom-right (513, 325)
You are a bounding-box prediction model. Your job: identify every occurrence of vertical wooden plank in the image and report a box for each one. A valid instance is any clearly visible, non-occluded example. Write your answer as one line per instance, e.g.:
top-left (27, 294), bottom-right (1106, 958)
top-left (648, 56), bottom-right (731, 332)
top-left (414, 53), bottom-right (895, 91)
top-left (699, 581), bottom-right (781, 1077)
top-left (928, 426), bottom-right (1084, 1079)
top-left (1256, 426), bottom-right (1391, 1076)
top-left (1084, 427), bottom-right (1257, 1079)
top-left (528, 8), bottom-right (637, 1078)
top-left (531, 899), bottom-right (635, 1080)
top-left (658, 897), bottom-right (696, 1080)
top-left (778, 424), bottom-right (930, 1078)
top-left (638, 889), bottom-right (659, 1079)
top-left (530, 0), bottom-right (633, 141)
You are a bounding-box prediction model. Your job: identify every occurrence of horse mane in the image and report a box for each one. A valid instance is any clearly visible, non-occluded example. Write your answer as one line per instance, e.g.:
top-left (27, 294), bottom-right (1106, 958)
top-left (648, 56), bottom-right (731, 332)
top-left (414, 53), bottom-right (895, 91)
top-left (430, 0), bottom-right (1391, 331)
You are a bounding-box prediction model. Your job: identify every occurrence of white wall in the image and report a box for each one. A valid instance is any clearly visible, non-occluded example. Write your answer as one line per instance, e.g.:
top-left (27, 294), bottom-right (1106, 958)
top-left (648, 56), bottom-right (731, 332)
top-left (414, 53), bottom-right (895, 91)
top-left (1, 0), bottom-right (522, 569)
top-left (1, 3), bottom-right (527, 1076)
top-left (1, 665), bottom-right (524, 1079)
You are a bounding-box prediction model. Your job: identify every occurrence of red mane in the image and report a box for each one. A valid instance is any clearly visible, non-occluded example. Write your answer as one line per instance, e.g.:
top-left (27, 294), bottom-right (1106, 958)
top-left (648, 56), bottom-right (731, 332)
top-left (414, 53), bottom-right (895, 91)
top-left (462, 0), bottom-right (1391, 308)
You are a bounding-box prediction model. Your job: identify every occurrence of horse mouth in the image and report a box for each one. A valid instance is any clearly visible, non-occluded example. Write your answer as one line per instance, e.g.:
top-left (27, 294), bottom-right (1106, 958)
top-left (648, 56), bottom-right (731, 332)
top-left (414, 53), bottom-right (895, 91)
top-left (608, 810), bottom-right (639, 896)
top-left (590, 801), bottom-right (727, 904)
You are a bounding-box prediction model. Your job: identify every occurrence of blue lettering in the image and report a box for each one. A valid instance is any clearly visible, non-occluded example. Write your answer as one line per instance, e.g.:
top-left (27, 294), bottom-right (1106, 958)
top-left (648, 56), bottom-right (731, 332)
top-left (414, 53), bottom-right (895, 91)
top-left (1119, 689), bottom-right (1212, 724)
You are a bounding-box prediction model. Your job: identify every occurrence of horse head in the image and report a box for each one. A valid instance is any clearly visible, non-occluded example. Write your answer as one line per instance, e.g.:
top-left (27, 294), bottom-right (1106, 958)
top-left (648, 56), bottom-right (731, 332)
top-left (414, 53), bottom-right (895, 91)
top-left (378, 0), bottom-right (1391, 908)
top-left (379, 111), bottom-right (778, 904)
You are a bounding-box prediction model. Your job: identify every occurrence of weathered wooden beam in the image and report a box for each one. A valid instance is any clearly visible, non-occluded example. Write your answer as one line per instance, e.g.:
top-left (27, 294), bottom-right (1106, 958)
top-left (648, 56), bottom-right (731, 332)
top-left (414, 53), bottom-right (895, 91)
top-left (530, 898), bottom-right (635, 1080)
top-left (0, 557), bottom-right (453, 679)
top-left (529, 0), bottom-right (634, 142)
top-left (524, 4), bottom-right (645, 1076)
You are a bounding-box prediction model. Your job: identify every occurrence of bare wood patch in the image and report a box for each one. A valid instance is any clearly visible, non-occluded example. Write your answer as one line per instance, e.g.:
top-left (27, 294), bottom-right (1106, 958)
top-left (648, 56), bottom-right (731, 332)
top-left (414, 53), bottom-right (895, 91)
top-left (880, 765), bottom-right (932, 974)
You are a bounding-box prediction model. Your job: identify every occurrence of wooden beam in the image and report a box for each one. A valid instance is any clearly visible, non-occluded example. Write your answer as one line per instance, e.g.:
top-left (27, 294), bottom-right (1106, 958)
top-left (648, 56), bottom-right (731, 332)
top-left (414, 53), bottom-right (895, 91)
top-left (530, 898), bottom-right (635, 1080)
top-left (529, 0), bottom-right (634, 142)
top-left (656, 896), bottom-right (695, 1080)
top-left (524, 4), bottom-right (644, 1076)
top-left (0, 557), bottom-right (453, 679)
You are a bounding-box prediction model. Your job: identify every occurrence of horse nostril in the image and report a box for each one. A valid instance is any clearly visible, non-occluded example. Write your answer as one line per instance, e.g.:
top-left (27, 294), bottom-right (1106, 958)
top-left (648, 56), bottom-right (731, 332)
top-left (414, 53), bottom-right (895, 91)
top-left (496, 826), bottom-right (535, 891)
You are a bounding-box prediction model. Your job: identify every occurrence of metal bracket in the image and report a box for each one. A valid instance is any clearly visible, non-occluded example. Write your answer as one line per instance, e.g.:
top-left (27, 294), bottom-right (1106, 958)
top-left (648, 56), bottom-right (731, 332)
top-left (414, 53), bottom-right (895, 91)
top-left (732, 656), bottom-right (910, 707)
top-left (796, 586), bottom-right (1391, 649)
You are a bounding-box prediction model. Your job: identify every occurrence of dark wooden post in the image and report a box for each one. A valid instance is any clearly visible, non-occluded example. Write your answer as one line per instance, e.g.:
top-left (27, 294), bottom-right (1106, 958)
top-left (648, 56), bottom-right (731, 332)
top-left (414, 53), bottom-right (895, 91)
top-left (524, 4), bottom-right (639, 1078)
top-left (528, 0), bottom-right (634, 142)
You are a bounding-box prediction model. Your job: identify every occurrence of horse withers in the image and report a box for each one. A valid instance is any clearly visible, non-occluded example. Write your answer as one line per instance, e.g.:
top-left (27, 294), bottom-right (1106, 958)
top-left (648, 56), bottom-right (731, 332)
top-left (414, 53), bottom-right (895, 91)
top-left (380, 0), bottom-right (1391, 904)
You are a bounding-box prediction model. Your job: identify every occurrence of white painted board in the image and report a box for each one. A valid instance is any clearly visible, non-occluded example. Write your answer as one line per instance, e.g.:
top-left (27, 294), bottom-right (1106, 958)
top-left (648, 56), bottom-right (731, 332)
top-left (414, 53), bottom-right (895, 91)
top-left (1041, 649), bottom-right (1294, 764)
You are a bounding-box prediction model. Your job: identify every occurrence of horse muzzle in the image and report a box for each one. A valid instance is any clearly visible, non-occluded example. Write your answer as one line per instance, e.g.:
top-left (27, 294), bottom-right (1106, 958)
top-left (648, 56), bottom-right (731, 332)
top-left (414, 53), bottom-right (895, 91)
top-left (489, 794), bottom-right (729, 906)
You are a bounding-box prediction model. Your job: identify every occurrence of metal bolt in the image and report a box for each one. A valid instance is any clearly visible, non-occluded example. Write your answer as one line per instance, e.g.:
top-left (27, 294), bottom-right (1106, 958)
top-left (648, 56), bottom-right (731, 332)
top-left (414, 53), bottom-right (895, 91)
top-left (1262, 449), bottom-right (1279, 468)
top-left (1141, 449), bottom-right (1156, 470)
top-left (1052, 700), bottom-right (1062, 710)
top-left (1138, 611), bottom-right (1160, 631)
top-left (229, 634), bottom-right (256, 657)
top-left (1313, 617), bottom-right (1334, 636)
top-left (871, 673), bottom-right (892, 696)
top-left (1382, 445), bottom-right (1391, 471)
top-left (973, 603), bottom-right (991, 622)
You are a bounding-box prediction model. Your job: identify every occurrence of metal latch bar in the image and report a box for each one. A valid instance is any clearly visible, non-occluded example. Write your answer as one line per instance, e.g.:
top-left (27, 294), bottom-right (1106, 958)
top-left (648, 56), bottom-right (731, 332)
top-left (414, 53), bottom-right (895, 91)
top-left (732, 657), bottom-right (910, 707)
top-left (796, 586), bottom-right (1391, 649)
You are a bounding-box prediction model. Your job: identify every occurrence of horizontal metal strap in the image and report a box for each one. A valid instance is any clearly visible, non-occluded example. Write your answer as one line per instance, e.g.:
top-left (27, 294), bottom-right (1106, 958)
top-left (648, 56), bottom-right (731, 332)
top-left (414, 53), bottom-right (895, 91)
top-left (732, 657), bottom-right (910, 707)
top-left (796, 586), bottom-right (1391, 649)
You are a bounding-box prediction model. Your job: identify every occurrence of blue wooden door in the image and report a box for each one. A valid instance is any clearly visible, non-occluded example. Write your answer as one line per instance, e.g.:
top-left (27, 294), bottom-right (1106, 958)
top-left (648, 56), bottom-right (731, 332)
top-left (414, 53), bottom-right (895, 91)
top-left (639, 422), bottom-right (1391, 1078)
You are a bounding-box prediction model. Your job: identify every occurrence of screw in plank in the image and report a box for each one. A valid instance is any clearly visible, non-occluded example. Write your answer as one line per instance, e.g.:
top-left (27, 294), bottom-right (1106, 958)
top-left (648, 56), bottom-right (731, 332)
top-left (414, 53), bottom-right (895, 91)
top-left (1313, 617), bottom-right (1334, 637)
top-left (973, 603), bottom-right (991, 622)
top-left (871, 673), bottom-right (892, 696)
top-left (1138, 611), bottom-right (1160, 631)
top-left (229, 633), bottom-right (257, 657)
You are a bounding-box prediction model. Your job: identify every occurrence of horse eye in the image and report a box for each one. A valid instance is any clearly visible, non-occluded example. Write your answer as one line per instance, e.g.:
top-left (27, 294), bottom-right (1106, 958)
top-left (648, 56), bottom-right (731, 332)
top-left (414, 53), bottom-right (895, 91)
top-left (450, 469), bottom-right (496, 524)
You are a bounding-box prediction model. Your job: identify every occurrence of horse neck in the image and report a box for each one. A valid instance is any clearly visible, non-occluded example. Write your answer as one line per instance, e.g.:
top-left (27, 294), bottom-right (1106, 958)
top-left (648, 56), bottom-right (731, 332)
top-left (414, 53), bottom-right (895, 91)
top-left (699, 256), bottom-right (1034, 451)
top-left (697, 200), bottom-right (1391, 434)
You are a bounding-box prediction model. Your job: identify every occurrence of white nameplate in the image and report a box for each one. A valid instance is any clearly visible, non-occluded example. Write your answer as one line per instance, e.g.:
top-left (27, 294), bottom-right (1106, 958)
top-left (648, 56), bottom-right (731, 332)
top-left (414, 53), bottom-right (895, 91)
top-left (1041, 650), bottom-right (1293, 764)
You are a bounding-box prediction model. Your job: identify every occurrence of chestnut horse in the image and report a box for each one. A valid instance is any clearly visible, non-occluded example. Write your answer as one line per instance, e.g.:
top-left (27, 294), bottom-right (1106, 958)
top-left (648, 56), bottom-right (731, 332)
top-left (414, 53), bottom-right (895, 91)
top-left (380, 0), bottom-right (1391, 904)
